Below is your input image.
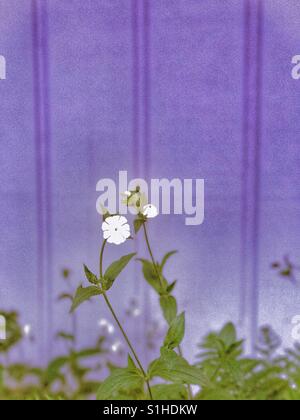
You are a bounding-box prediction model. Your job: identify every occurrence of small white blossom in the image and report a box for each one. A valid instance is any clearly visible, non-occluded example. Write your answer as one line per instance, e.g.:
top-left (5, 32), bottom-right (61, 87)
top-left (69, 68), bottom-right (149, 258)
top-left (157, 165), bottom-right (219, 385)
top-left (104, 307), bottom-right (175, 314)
top-left (102, 215), bottom-right (131, 245)
top-left (122, 191), bottom-right (148, 213)
top-left (111, 340), bottom-right (123, 354)
top-left (143, 204), bottom-right (158, 219)
top-left (98, 318), bottom-right (115, 335)
top-left (23, 324), bottom-right (32, 337)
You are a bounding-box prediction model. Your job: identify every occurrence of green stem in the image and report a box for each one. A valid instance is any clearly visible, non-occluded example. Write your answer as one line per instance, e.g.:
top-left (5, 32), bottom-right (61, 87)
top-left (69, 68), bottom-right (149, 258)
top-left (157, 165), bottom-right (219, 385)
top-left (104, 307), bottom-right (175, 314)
top-left (142, 222), bottom-right (164, 289)
top-left (142, 221), bottom-right (193, 400)
top-left (99, 240), bottom-right (153, 400)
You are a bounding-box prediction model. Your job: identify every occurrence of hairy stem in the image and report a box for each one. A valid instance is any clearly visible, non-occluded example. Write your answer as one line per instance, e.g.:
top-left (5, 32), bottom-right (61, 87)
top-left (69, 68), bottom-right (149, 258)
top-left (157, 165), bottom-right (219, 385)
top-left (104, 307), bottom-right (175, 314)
top-left (99, 240), bottom-right (153, 400)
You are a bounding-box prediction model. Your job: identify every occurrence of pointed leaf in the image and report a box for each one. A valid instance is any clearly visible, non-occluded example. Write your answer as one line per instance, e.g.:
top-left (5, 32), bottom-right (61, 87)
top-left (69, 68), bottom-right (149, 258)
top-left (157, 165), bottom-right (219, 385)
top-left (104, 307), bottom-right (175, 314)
top-left (103, 253), bottom-right (136, 290)
top-left (57, 293), bottom-right (73, 302)
top-left (97, 357), bottom-right (144, 400)
top-left (56, 332), bottom-right (75, 343)
top-left (83, 265), bottom-right (99, 286)
top-left (219, 322), bottom-right (237, 349)
top-left (149, 348), bottom-right (209, 387)
top-left (134, 217), bottom-right (146, 234)
top-left (164, 312), bottom-right (185, 350)
top-left (161, 251), bottom-right (178, 271)
top-left (166, 280), bottom-right (177, 294)
top-left (70, 285), bottom-right (102, 313)
top-left (160, 295), bottom-right (178, 325)
top-left (138, 258), bottom-right (167, 293)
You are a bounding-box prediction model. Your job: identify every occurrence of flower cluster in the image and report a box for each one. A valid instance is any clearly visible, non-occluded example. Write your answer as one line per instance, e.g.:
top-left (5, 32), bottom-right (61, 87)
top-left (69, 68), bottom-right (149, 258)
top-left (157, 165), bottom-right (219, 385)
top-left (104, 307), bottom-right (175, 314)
top-left (101, 190), bottom-right (158, 245)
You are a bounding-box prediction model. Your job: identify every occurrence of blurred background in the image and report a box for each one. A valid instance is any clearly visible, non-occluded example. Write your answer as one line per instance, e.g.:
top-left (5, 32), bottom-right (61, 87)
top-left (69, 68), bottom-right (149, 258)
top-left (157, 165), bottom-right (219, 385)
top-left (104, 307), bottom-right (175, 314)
top-left (1, 0), bottom-right (300, 368)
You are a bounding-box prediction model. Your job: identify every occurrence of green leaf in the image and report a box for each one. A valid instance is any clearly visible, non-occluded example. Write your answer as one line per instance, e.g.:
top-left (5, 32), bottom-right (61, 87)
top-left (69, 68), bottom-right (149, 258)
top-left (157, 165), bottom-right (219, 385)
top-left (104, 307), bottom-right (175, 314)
top-left (97, 357), bottom-right (144, 400)
top-left (127, 354), bottom-right (136, 370)
top-left (83, 265), bottom-right (99, 286)
top-left (161, 251), bottom-right (178, 271)
top-left (134, 217), bottom-right (146, 234)
top-left (138, 258), bottom-right (164, 293)
top-left (149, 348), bottom-right (208, 387)
top-left (56, 332), bottom-right (75, 342)
top-left (196, 389), bottom-right (236, 401)
top-left (164, 312), bottom-right (185, 350)
top-left (45, 356), bottom-right (69, 384)
top-left (219, 323), bottom-right (237, 349)
top-left (160, 295), bottom-right (178, 325)
top-left (151, 384), bottom-right (188, 400)
top-left (70, 285), bottom-right (102, 313)
top-left (57, 293), bottom-right (73, 302)
top-left (74, 348), bottom-right (102, 359)
top-left (166, 280), bottom-right (177, 294)
top-left (103, 253), bottom-right (136, 290)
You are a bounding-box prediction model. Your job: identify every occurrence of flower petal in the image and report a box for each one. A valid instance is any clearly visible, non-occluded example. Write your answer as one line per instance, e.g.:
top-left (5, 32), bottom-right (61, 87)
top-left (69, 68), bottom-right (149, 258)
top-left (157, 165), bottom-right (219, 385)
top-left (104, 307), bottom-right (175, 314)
top-left (103, 230), bottom-right (111, 240)
top-left (143, 204), bottom-right (158, 218)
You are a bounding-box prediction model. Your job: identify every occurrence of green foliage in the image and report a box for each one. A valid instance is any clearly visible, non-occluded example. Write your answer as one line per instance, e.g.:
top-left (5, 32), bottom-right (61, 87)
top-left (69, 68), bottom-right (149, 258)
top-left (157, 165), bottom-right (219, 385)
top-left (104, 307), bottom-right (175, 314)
top-left (0, 311), bottom-right (22, 353)
top-left (0, 269), bottom-right (108, 400)
top-left (149, 348), bottom-right (208, 387)
top-left (272, 256), bottom-right (299, 283)
top-left (164, 313), bottom-right (185, 350)
top-left (133, 215), bottom-right (147, 234)
top-left (71, 253), bottom-right (136, 313)
top-left (151, 384), bottom-right (188, 400)
top-left (103, 253), bottom-right (136, 291)
top-left (195, 323), bottom-right (300, 400)
top-left (3, 233), bottom-right (300, 401)
top-left (83, 265), bottom-right (100, 286)
top-left (70, 285), bottom-right (102, 313)
top-left (97, 356), bottom-right (145, 400)
top-left (3, 308), bottom-right (300, 400)
top-left (160, 295), bottom-right (178, 325)
top-left (138, 251), bottom-right (179, 325)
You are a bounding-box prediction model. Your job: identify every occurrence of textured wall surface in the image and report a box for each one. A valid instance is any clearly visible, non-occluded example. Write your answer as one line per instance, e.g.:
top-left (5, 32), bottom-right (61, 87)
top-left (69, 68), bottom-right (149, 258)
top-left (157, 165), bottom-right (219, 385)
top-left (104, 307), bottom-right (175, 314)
top-left (0, 0), bottom-right (300, 364)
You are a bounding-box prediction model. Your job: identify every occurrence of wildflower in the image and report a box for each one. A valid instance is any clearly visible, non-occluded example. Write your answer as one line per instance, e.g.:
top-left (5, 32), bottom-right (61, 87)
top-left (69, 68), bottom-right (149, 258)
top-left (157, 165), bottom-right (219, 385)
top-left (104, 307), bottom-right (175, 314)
top-left (143, 204), bottom-right (158, 219)
top-left (102, 215), bottom-right (131, 245)
top-left (122, 189), bottom-right (148, 214)
top-left (98, 318), bottom-right (115, 335)
top-left (23, 324), bottom-right (32, 337)
top-left (111, 340), bottom-right (123, 354)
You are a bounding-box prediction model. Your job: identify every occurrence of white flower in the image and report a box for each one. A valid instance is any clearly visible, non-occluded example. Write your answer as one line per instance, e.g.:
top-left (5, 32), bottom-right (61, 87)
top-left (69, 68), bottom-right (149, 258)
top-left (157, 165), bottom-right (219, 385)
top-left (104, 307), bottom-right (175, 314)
top-left (143, 204), bottom-right (158, 219)
top-left (98, 318), bottom-right (115, 335)
top-left (111, 340), bottom-right (124, 354)
top-left (102, 215), bottom-right (131, 245)
top-left (122, 191), bottom-right (148, 213)
top-left (23, 324), bottom-right (32, 337)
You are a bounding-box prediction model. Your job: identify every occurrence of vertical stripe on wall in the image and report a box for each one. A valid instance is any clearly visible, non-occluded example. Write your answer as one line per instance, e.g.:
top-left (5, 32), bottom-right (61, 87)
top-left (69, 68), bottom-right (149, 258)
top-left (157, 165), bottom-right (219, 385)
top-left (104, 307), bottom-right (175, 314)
top-left (240, 0), bottom-right (251, 327)
top-left (131, 0), bottom-right (152, 180)
top-left (240, 0), bottom-right (264, 353)
top-left (31, 0), bottom-right (53, 363)
top-left (131, 0), bottom-right (152, 361)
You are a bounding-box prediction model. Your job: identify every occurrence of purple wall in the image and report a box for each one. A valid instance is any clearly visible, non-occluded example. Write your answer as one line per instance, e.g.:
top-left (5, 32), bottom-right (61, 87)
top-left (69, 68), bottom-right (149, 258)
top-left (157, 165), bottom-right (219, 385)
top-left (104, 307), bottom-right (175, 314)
top-left (1, 0), bottom-right (300, 363)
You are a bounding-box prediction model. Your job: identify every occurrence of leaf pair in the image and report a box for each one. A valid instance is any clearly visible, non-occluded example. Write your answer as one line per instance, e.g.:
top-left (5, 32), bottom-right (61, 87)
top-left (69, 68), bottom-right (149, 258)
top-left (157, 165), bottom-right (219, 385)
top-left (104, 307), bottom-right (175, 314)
top-left (96, 356), bottom-right (144, 400)
top-left (102, 253), bottom-right (136, 291)
top-left (70, 253), bottom-right (136, 313)
top-left (149, 348), bottom-right (208, 387)
top-left (138, 251), bottom-right (178, 325)
top-left (148, 314), bottom-right (208, 386)
top-left (138, 251), bottom-right (177, 295)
